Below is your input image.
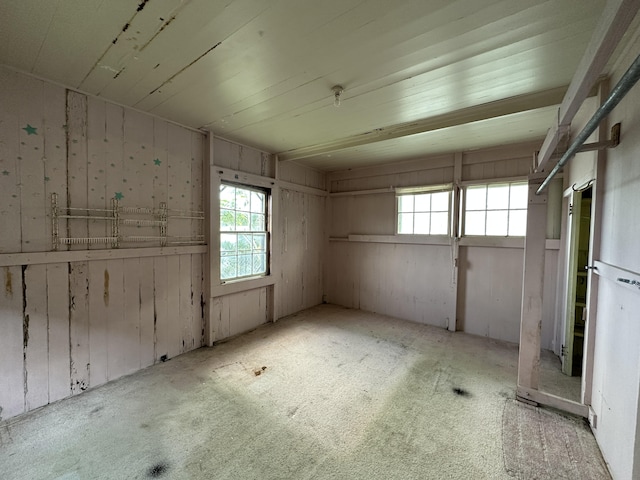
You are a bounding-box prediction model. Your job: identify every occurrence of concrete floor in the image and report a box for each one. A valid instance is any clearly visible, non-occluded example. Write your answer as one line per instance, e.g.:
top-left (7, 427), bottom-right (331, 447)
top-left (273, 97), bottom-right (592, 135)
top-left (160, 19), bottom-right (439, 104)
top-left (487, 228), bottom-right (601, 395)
top-left (0, 305), bottom-right (607, 479)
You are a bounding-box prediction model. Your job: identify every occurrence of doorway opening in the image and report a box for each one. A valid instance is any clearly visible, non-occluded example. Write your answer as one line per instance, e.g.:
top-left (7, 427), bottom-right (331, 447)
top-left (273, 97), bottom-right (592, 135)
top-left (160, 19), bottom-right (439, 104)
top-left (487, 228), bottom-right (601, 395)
top-left (563, 185), bottom-right (593, 377)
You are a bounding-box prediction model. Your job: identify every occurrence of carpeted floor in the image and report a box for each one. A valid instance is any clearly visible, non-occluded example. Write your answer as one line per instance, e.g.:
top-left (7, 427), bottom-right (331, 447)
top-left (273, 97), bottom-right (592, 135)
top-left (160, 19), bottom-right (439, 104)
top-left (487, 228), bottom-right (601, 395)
top-left (0, 305), bottom-right (609, 479)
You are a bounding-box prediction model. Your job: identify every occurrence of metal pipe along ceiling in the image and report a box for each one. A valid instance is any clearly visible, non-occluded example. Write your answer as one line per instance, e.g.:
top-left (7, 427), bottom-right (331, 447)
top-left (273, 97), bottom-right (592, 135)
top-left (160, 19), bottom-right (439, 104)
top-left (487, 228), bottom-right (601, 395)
top-left (536, 53), bottom-right (640, 195)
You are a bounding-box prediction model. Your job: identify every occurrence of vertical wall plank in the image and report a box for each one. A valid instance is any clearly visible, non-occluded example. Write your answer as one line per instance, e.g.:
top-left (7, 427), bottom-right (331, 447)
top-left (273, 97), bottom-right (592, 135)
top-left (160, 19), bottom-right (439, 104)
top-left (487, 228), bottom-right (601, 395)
top-left (167, 124), bottom-right (191, 241)
top-left (153, 256), bottom-right (170, 361)
top-left (191, 132), bottom-right (204, 242)
top-left (87, 97), bottom-right (108, 244)
top-left (69, 261), bottom-right (90, 394)
top-left (46, 263), bottom-right (70, 403)
top-left (105, 103), bottom-right (124, 236)
top-left (166, 255), bottom-right (182, 359)
top-left (179, 254), bottom-right (193, 352)
top-left (0, 69), bottom-right (23, 253)
top-left (0, 266), bottom-right (25, 419)
top-left (88, 260), bottom-right (108, 387)
top-left (43, 82), bottom-right (68, 252)
top-left (121, 258), bottom-right (141, 375)
top-left (139, 257), bottom-right (155, 368)
top-left (152, 118), bottom-right (169, 210)
top-left (24, 265), bottom-right (49, 410)
top-left (18, 76), bottom-right (47, 253)
top-left (191, 254), bottom-right (204, 348)
top-left (105, 259), bottom-right (126, 379)
top-left (66, 91), bottom-right (89, 249)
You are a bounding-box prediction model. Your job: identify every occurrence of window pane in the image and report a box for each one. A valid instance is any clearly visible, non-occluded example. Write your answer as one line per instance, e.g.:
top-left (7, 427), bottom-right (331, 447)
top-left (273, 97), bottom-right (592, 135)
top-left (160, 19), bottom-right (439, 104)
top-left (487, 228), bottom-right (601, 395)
top-left (220, 185), bottom-right (236, 209)
top-left (220, 233), bottom-right (237, 253)
top-left (220, 256), bottom-right (237, 280)
top-left (253, 254), bottom-right (266, 275)
top-left (486, 210), bottom-right (508, 236)
top-left (431, 191), bottom-right (449, 212)
top-left (251, 213), bottom-right (265, 231)
top-left (237, 255), bottom-right (252, 277)
top-left (509, 184), bottom-right (528, 209)
top-left (466, 186), bottom-right (486, 210)
top-left (398, 195), bottom-right (414, 213)
top-left (251, 192), bottom-right (265, 213)
top-left (487, 185), bottom-right (509, 210)
top-left (235, 212), bottom-right (249, 231)
top-left (220, 209), bottom-right (235, 231)
top-left (465, 211), bottom-right (486, 235)
top-left (431, 212), bottom-right (449, 235)
top-left (398, 213), bottom-right (413, 234)
top-left (414, 212), bottom-right (430, 234)
top-left (236, 189), bottom-right (250, 211)
top-left (253, 233), bottom-right (266, 252)
top-left (508, 210), bottom-right (527, 236)
top-left (414, 194), bottom-right (431, 212)
top-left (237, 234), bottom-right (252, 253)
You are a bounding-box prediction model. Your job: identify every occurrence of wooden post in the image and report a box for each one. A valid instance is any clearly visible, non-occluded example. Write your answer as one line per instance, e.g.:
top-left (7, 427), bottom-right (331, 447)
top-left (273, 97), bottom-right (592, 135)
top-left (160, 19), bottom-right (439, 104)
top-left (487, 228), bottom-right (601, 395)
top-left (517, 175), bottom-right (548, 392)
top-left (204, 132), bottom-right (217, 346)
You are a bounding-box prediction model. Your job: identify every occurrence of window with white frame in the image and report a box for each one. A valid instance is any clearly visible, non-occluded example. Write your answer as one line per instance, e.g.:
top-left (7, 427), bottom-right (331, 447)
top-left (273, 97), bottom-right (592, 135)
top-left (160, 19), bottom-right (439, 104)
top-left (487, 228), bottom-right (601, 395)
top-left (463, 182), bottom-right (528, 236)
top-left (219, 183), bottom-right (269, 281)
top-left (397, 186), bottom-right (451, 235)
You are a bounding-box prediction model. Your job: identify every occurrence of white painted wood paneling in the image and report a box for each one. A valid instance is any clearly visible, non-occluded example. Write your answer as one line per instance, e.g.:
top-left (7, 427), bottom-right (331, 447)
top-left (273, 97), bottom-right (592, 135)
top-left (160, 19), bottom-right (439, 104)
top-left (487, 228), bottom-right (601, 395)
top-left (88, 260), bottom-right (109, 387)
top-left (69, 261), bottom-right (90, 394)
top-left (46, 263), bottom-right (70, 403)
top-left (23, 274), bottom-right (49, 408)
top-left (0, 266), bottom-right (24, 419)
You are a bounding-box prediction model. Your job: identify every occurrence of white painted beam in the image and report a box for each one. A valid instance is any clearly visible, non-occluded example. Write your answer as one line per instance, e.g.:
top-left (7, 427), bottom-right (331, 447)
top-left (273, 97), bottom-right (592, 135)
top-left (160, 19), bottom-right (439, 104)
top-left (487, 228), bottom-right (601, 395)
top-left (279, 88), bottom-right (567, 162)
top-left (536, 0), bottom-right (640, 172)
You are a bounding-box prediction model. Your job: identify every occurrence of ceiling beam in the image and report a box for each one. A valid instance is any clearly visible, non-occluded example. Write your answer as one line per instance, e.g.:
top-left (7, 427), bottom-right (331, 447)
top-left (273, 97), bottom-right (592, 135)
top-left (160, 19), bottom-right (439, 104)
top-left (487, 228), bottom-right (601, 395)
top-left (536, 0), bottom-right (640, 172)
top-left (277, 87), bottom-right (568, 163)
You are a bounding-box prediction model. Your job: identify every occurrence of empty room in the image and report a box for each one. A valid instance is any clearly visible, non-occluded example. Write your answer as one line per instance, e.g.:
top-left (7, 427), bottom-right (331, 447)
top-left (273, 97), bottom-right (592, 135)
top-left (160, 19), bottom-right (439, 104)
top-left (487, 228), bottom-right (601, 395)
top-left (1, 1), bottom-right (640, 479)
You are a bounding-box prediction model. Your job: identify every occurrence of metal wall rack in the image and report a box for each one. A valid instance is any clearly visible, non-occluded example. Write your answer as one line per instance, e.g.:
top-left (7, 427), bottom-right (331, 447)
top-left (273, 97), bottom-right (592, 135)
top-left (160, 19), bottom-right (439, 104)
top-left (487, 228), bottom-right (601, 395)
top-left (51, 193), bottom-right (204, 250)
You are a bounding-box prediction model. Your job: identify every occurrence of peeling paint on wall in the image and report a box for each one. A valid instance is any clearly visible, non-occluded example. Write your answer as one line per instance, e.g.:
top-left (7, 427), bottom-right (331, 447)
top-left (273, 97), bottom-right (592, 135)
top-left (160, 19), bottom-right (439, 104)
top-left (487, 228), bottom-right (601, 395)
top-left (104, 269), bottom-right (110, 307)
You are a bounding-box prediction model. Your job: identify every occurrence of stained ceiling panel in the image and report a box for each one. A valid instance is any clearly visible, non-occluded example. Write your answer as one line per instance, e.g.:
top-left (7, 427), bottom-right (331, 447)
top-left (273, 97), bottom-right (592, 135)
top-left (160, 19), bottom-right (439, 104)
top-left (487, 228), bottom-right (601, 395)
top-left (0, 0), bottom-right (617, 171)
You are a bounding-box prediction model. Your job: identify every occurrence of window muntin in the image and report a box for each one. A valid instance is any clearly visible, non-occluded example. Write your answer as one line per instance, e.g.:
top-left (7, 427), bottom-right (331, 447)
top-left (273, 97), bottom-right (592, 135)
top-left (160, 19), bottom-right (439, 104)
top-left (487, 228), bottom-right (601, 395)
top-left (220, 183), bottom-right (268, 281)
top-left (397, 189), bottom-right (450, 235)
top-left (463, 182), bottom-right (527, 236)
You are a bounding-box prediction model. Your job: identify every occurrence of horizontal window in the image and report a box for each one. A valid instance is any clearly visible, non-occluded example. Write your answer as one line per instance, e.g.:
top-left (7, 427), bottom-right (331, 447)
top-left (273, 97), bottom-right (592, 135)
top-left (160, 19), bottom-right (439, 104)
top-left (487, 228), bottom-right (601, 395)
top-left (397, 187), bottom-right (451, 235)
top-left (463, 182), bottom-right (527, 237)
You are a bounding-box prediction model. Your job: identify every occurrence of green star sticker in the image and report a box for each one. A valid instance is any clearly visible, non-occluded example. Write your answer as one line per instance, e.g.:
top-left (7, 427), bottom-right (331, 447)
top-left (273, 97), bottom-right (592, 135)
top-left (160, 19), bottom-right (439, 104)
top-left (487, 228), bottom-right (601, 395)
top-left (23, 124), bottom-right (38, 135)
top-left (114, 192), bottom-right (124, 200)
top-left (2, 170), bottom-right (9, 176)
top-left (153, 158), bottom-right (161, 166)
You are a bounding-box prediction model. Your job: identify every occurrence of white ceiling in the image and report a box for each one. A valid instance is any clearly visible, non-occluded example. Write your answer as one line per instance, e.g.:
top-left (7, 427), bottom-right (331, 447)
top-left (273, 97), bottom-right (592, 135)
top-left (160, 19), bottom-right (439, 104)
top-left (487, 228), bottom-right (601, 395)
top-left (0, 0), bottom-right (626, 171)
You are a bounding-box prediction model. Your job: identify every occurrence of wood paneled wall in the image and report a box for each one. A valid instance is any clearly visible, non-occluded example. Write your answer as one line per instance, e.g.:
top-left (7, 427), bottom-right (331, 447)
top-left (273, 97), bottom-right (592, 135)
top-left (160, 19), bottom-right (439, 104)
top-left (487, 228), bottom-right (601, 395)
top-left (326, 142), bottom-right (560, 346)
top-left (0, 67), bottom-right (204, 420)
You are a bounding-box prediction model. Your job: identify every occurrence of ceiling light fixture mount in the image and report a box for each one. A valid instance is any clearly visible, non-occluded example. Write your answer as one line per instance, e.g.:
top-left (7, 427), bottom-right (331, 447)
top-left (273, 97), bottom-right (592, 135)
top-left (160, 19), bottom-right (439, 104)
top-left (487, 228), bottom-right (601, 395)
top-left (332, 85), bottom-right (344, 107)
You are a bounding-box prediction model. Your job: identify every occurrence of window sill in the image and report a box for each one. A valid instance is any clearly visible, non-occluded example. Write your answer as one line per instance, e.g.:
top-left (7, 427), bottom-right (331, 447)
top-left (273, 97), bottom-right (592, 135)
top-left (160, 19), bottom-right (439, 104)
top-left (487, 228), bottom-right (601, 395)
top-left (212, 275), bottom-right (275, 297)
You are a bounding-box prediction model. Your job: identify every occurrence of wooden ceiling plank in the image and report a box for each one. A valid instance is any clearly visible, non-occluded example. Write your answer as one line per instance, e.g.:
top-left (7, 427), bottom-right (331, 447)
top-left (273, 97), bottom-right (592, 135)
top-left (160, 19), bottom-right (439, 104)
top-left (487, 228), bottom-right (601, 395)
top-left (536, 0), bottom-right (640, 172)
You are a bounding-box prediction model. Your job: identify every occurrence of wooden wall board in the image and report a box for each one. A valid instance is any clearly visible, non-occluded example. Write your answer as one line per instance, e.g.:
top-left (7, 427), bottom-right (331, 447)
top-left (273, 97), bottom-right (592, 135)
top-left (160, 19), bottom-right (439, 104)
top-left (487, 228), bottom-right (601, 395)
top-left (43, 82), bottom-right (68, 252)
top-left (87, 97), bottom-right (108, 244)
top-left (18, 75), bottom-right (48, 253)
top-left (191, 254), bottom-right (204, 349)
top-left (24, 264), bottom-right (49, 410)
top-left (190, 132), bottom-right (204, 242)
top-left (46, 263), bottom-right (70, 403)
top-left (152, 256), bottom-right (170, 361)
top-left (69, 261), bottom-right (90, 394)
top-left (88, 260), bottom-right (109, 387)
top-left (179, 254), bottom-right (193, 353)
top-left (167, 124), bottom-right (192, 240)
top-left (227, 288), bottom-right (269, 338)
top-left (122, 109), bottom-right (155, 246)
top-left (165, 255), bottom-right (182, 359)
top-left (105, 259), bottom-right (128, 379)
top-left (0, 266), bottom-right (24, 419)
top-left (139, 257), bottom-right (155, 369)
top-left (121, 258), bottom-right (142, 375)
top-left (152, 118), bottom-right (169, 210)
top-left (0, 69), bottom-right (23, 253)
top-left (66, 91), bottom-right (89, 250)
